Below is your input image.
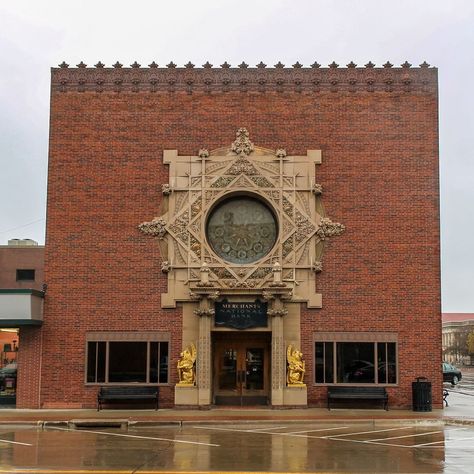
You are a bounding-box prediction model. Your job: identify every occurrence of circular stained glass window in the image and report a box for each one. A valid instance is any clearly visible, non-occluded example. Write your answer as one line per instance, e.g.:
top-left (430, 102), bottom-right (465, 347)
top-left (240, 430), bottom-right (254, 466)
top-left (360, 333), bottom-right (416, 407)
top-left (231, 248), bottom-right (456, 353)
top-left (206, 196), bottom-right (278, 264)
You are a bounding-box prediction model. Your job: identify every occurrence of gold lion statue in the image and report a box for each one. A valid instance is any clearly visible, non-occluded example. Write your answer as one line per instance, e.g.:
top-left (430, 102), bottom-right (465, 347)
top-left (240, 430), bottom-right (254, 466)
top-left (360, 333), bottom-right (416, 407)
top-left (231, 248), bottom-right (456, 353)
top-left (177, 343), bottom-right (197, 385)
top-left (287, 345), bottom-right (305, 386)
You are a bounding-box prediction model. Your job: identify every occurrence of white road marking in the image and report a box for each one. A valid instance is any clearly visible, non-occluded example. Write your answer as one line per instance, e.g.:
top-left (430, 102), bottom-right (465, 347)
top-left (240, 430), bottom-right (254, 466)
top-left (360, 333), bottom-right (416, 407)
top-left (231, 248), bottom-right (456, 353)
top-left (285, 426), bottom-right (350, 434)
top-left (368, 430), bottom-right (444, 442)
top-left (370, 426), bottom-right (469, 443)
top-left (329, 437), bottom-right (443, 449)
top-left (47, 426), bottom-right (219, 447)
top-left (0, 438), bottom-right (33, 446)
top-left (250, 426), bottom-right (288, 431)
top-left (194, 425), bottom-right (329, 439)
top-left (322, 426), bottom-right (413, 438)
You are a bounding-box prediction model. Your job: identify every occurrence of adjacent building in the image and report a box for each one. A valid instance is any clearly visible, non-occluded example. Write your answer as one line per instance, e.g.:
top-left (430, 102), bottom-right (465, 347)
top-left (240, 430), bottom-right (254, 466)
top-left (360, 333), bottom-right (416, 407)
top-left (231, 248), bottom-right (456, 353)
top-left (442, 313), bottom-right (474, 365)
top-left (15, 61), bottom-right (441, 409)
top-left (0, 239), bottom-right (44, 404)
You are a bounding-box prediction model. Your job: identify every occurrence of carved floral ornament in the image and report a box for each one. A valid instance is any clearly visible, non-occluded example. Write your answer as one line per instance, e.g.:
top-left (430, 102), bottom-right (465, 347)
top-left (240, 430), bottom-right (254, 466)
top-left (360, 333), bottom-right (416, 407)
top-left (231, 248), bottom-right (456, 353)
top-left (138, 128), bottom-right (345, 306)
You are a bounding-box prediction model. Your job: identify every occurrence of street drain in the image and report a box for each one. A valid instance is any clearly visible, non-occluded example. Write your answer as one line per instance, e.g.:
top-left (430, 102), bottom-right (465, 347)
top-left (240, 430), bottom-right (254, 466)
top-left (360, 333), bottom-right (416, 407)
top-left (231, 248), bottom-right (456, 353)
top-left (69, 420), bottom-right (128, 429)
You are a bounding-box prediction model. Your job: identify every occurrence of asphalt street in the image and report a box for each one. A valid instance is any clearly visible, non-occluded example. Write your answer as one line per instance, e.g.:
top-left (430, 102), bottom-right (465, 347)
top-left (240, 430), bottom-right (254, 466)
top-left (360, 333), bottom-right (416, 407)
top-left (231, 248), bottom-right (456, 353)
top-left (1, 421), bottom-right (474, 473)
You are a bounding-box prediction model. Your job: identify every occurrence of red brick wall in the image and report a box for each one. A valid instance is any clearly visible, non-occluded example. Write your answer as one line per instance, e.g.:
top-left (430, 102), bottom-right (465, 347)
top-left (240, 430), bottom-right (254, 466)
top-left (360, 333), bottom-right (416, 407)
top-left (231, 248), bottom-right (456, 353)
top-left (22, 67), bottom-right (440, 409)
top-left (0, 246), bottom-right (44, 290)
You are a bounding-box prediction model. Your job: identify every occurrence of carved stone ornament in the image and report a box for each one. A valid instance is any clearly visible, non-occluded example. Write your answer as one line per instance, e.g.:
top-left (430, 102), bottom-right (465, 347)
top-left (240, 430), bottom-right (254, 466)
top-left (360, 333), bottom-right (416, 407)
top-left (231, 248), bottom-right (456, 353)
top-left (287, 345), bottom-right (305, 386)
top-left (138, 217), bottom-right (167, 239)
top-left (161, 183), bottom-right (172, 195)
top-left (311, 183), bottom-right (323, 195)
top-left (161, 260), bottom-right (172, 273)
top-left (198, 149), bottom-right (209, 159)
top-left (177, 343), bottom-right (197, 386)
top-left (268, 308), bottom-right (288, 317)
top-left (231, 128), bottom-right (254, 156)
top-left (316, 217), bottom-right (345, 240)
top-left (138, 128), bottom-right (345, 309)
top-left (227, 156), bottom-right (258, 175)
top-left (311, 261), bottom-right (323, 273)
top-left (193, 308), bottom-right (215, 317)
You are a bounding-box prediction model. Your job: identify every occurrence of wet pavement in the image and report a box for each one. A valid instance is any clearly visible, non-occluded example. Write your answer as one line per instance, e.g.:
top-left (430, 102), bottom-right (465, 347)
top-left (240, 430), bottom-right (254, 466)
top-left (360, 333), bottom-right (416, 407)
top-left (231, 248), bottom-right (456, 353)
top-left (1, 378), bottom-right (474, 473)
top-left (1, 421), bottom-right (474, 473)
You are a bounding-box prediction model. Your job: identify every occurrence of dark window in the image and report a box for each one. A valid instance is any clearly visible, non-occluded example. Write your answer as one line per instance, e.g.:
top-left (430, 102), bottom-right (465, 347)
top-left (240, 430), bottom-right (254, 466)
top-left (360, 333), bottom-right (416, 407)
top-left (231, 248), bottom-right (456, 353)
top-left (16, 269), bottom-right (35, 281)
top-left (86, 341), bottom-right (169, 384)
top-left (315, 341), bottom-right (397, 385)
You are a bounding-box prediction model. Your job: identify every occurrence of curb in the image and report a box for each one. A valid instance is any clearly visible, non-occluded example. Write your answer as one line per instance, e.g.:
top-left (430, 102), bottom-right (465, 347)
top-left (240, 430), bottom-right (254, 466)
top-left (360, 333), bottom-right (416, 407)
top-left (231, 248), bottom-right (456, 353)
top-left (1, 417), bottom-right (472, 428)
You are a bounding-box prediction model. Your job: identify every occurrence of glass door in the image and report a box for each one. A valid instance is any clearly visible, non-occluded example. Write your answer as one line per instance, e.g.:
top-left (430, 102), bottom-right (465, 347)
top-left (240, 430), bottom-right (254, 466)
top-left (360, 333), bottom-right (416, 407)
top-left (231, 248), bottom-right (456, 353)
top-left (214, 338), bottom-right (269, 405)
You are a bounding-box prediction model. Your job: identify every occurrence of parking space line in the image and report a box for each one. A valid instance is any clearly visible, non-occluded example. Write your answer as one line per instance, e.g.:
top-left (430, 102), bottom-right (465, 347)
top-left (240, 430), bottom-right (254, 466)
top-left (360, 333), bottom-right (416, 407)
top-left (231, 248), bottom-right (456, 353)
top-left (47, 426), bottom-right (219, 447)
top-left (251, 426), bottom-right (288, 431)
top-left (0, 438), bottom-right (33, 446)
top-left (194, 425), bottom-right (357, 440)
top-left (285, 426), bottom-right (350, 434)
top-left (329, 437), bottom-right (443, 449)
top-left (322, 426), bottom-right (413, 438)
top-left (368, 430), bottom-right (444, 442)
top-left (413, 439), bottom-right (445, 447)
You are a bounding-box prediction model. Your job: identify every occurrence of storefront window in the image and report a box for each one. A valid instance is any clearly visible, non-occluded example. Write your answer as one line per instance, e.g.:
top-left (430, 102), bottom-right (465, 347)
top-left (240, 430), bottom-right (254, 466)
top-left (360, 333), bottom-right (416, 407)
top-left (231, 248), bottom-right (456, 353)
top-left (0, 329), bottom-right (19, 405)
top-left (86, 340), bottom-right (168, 384)
top-left (315, 341), bottom-right (397, 385)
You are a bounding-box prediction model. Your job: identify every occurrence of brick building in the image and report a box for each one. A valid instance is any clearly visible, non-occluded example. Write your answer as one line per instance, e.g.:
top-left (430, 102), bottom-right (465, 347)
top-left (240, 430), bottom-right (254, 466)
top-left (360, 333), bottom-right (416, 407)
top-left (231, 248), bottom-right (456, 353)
top-left (17, 61), bottom-right (441, 409)
top-left (442, 313), bottom-right (474, 365)
top-left (0, 239), bottom-right (44, 404)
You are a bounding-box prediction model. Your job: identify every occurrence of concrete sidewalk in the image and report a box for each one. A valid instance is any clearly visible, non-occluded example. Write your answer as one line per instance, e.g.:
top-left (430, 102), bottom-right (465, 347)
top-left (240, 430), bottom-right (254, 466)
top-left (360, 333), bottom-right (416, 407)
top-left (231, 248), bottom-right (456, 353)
top-left (0, 391), bottom-right (472, 426)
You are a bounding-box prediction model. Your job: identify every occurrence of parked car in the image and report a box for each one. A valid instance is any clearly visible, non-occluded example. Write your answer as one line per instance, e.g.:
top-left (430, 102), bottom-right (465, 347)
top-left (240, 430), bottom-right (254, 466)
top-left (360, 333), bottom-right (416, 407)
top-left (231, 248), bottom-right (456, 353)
top-left (443, 362), bottom-right (462, 385)
top-left (0, 363), bottom-right (17, 391)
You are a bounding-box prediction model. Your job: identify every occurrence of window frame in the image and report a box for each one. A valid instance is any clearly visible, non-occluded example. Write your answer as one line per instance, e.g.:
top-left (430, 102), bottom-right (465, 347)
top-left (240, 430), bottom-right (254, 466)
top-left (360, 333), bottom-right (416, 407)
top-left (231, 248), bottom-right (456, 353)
top-left (85, 331), bottom-right (170, 386)
top-left (313, 332), bottom-right (398, 386)
top-left (16, 269), bottom-right (35, 281)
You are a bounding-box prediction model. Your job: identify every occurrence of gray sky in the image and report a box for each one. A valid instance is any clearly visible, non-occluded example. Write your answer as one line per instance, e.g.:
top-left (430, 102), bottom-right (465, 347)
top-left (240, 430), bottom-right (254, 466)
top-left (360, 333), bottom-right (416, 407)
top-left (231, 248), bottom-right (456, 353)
top-left (0, 0), bottom-right (473, 312)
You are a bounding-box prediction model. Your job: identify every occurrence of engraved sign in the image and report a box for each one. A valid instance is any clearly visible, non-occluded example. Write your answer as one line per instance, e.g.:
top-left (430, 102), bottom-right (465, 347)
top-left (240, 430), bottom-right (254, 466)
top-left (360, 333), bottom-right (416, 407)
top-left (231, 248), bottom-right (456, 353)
top-left (215, 299), bottom-right (268, 329)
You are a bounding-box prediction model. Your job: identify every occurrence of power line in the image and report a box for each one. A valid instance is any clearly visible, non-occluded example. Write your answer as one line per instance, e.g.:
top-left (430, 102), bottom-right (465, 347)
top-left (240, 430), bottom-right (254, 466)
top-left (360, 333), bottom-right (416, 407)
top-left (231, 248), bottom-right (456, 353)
top-left (0, 218), bottom-right (45, 235)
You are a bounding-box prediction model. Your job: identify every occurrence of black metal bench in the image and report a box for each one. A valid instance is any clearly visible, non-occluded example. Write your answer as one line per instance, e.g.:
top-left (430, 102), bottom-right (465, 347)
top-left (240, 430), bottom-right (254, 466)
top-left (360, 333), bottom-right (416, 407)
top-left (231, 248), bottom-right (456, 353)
top-left (97, 386), bottom-right (159, 411)
top-left (327, 386), bottom-right (388, 410)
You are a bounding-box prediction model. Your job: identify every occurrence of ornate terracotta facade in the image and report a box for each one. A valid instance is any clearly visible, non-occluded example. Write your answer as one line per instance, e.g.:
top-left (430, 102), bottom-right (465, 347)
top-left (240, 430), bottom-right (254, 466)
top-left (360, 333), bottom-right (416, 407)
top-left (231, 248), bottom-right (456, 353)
top-left (15, 63), bottom-right (441, 409)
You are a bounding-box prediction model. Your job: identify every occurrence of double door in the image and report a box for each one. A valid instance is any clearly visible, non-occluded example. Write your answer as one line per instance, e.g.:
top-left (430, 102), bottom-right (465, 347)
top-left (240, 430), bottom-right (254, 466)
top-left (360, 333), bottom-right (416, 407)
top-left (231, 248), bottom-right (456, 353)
top-left (213, 336), bottom-right (270, 406)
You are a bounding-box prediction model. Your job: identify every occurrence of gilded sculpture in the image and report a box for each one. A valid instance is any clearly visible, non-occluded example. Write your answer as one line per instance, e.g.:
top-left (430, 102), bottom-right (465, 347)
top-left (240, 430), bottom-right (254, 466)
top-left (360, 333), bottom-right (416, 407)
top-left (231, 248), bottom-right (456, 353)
top-left (177, 343), bottom-right (197, 385)
top-left (287, 345), bottom-right (306, 386)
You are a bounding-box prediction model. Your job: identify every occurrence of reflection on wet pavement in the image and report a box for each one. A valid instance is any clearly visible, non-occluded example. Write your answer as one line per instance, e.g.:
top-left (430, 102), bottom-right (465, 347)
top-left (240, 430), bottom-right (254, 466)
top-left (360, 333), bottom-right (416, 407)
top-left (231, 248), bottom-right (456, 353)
top-left (1, 422), bottom-right (474, 472)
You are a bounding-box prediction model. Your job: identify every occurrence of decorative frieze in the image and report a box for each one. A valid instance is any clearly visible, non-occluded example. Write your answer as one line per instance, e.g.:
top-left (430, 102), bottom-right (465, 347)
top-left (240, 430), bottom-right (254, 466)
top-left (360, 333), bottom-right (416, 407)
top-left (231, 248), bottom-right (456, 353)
top-left (52, 63), bottom-right (437, 94)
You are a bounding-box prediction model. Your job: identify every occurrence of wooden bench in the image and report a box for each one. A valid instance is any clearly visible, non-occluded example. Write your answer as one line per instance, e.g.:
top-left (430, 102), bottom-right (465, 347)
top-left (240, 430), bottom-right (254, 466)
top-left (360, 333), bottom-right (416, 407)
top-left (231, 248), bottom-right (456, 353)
top-left (97, 386), bottom-right (159, 411)
top-left (327, 386), bottom-right (388, 410)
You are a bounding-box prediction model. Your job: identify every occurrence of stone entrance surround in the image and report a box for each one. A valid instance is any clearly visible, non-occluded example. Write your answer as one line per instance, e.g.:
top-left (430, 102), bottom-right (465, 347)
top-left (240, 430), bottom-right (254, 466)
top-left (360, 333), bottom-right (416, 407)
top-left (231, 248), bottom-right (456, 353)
top-left (139, 129), bottom-right (344, 407)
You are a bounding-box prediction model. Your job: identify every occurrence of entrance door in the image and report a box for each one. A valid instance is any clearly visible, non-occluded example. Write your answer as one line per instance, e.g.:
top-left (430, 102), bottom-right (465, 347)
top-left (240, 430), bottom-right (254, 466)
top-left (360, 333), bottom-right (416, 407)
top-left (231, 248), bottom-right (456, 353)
top-left (213, 335), bottom-right (270, 406)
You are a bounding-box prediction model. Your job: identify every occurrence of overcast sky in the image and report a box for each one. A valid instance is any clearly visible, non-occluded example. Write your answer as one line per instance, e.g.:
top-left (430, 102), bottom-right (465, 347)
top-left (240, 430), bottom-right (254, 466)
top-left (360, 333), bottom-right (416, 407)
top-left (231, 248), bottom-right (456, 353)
top-left (0, 0), bottom-right (473, 312)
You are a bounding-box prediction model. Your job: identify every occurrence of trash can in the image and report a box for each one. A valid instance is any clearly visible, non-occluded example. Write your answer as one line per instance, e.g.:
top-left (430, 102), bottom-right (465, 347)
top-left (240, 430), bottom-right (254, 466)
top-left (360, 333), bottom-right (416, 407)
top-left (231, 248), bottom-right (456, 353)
top-left (412, 377), bottom-right (432, 412)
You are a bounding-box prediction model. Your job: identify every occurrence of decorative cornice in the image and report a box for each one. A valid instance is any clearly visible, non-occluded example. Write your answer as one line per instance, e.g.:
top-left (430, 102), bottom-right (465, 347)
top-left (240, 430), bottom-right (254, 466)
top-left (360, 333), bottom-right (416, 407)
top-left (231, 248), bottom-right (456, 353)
top-left (51, 62), bottom-right (437, 93)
